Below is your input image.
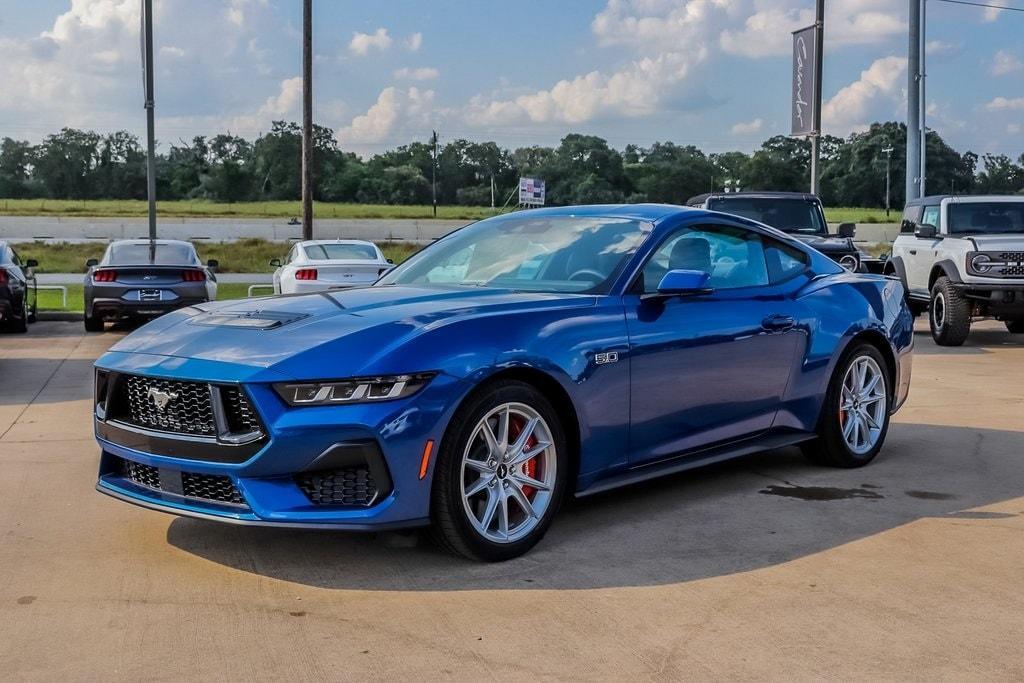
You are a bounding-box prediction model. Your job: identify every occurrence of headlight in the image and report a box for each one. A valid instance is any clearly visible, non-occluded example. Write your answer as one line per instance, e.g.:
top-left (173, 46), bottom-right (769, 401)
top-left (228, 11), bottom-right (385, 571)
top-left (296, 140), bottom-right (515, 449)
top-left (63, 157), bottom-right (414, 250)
top-left (970, 253), bottom-right (993, 274)
top-left (274, 373), bottom-right (436, 406)
top-left (839, 254), bottom-right (859, 271)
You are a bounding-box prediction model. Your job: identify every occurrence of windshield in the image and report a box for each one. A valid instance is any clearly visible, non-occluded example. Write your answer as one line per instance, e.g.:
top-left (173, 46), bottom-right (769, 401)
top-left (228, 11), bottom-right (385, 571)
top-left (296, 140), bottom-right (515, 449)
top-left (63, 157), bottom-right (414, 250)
top-left (707, 198), bottom-right (827, 235)
top-left (105, 243), bottom-right (198, 266)
top-left (948, 202), bottom-right (1024, 235)
top-left (377, 215), bottom-right (651, 294)
top-left (305, 243), bottom-right (379, 260)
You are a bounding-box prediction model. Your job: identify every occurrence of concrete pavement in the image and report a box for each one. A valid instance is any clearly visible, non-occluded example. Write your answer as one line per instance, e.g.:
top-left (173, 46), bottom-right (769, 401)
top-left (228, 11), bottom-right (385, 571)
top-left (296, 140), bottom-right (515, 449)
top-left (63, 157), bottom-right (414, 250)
top-left (1, 320), bottom-right (1023, 679)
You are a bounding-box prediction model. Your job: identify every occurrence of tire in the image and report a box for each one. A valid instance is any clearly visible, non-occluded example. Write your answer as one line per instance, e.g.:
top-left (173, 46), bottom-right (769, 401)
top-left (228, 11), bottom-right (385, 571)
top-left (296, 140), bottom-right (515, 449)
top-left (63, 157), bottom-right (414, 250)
top-left (430, 380), bottom-right (568, 561)
top-left (1006, 320), bottom-right (1024, 334)
top-left (929, 276), bottom-right (971, 346)
top-left (801, 343), bottom-right (892, 468)
top-left (84, 312), bottom-right (104, 332)
top-left (8, 300), bottom-right (28, 334)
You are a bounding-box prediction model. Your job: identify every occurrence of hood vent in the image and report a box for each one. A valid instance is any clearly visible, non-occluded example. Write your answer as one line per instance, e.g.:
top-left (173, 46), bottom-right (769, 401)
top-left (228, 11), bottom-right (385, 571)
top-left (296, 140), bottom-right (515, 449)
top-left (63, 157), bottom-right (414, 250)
top-left (190, 309), bottom-right (309, 330)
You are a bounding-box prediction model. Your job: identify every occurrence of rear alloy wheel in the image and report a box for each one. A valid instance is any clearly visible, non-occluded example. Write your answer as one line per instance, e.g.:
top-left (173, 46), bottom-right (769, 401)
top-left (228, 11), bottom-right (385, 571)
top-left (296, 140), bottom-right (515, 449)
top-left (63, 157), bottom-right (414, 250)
top-left (1006, 320), bottom-right (1024, 334)
top-left (431, 381), bottom-right (566, 561)
top-left (801, 343), bottom-right (891, 468)
top-left (930, 277), bottom-right (971, 346)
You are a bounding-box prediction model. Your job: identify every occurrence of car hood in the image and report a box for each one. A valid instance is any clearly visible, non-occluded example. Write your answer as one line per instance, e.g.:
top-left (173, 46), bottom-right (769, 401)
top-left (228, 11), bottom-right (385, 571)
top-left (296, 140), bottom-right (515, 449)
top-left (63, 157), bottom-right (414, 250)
top-left (964, 235), bottom-right (1024, 252)
top-left (105, 285), bottom-right (595, 377)
top-left (789, 234), bottom-right (856, 253)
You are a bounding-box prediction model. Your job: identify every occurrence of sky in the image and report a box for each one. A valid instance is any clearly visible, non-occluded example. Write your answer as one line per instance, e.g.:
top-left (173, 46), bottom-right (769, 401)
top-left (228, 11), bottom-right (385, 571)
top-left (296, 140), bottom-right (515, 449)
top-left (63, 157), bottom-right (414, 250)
top-left (0, 0), bottom-right (1022, 158)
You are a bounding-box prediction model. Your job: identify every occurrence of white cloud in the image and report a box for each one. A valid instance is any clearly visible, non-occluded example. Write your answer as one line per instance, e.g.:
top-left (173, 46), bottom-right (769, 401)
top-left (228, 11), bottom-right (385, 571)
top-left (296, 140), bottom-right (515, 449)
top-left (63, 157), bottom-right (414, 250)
top-left (348, 28), bottom-right (392, 56)
top-left (731, 118), bottom-right (764, 135)
top-left (405, 32), bottom-right (423, 52)
top-left (991, 50), bottom-right (1022, 76)
top-left (1008, 123), bottom-right (1021, 135)
top-left (822, 55), bottom-right (907, 133)
top-left (160, 46), bottom-right (186, 59)
top-left (983, 6), bottom-right (1002, 22)
top-left (926, 40), bottom-right (955, 56)
top-left (986, 96), bottom-right (1024, 111)
top-left (720, 0), bottom-right (905, 58)
top-left (393, 66), bottom-right (440, 81)
top-left (337, 86), bottom-right (436, 148)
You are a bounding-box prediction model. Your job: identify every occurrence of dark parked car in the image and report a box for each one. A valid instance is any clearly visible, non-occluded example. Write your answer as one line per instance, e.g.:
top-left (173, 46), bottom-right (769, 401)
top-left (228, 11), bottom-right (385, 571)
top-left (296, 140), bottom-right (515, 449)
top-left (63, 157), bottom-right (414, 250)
top-left (84, 239), bottom-right (218, 332)
top-left (0, 241), bottom-right (38, 334)
top-left (687, 192), bottom-right (884, 273)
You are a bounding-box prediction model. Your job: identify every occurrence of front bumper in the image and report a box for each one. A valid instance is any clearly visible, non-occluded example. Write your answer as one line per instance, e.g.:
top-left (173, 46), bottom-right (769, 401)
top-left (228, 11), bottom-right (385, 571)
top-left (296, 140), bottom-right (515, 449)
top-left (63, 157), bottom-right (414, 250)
top-left (952, 283), bottom-right (1024, 317)
top-left (94, 364), bottom-right (466, 530)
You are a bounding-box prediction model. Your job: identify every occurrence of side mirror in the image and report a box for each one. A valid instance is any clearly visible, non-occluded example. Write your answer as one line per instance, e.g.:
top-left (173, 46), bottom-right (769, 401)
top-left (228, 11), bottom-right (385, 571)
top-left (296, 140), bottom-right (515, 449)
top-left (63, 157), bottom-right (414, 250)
top-left (86, 258), bottom-right (99, 268)
top-left (651, 269), bottom-right (712, 298)
top-left (915, 224), bottom-right (938, 239)
top-left (206, 259), bottom-right (219, 271)
top-left (25, 259), bottom-right (39, 268)
top-left (387, 258), bottom-right (394, 264)
top-left (837, 223), bottom-right (856, 239)
top-left (269, 258), bottom-right (282, 268)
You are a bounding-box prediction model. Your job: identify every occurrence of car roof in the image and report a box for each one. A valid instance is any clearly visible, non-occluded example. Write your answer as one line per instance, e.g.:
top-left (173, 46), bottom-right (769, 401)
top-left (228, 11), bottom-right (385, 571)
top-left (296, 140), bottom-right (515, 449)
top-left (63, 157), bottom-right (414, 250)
top-left (108, 239), bottom-right (195, 248)
top-left (687, 191), bottom-right (821, 205)
top-left (499, 203), bottom-right (697, 225)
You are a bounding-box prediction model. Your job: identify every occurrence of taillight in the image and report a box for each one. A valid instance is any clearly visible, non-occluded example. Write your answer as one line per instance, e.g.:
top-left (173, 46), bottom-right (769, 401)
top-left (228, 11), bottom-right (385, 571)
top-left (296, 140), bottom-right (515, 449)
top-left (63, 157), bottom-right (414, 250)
top-left (182, 270), bottom-right (206, 282)
top-left (295, 268), bottom-right (318, 281)
top-left (0, 269), bottom-right (8, 284)
top-left (93, 270), bottom-right (117, 283)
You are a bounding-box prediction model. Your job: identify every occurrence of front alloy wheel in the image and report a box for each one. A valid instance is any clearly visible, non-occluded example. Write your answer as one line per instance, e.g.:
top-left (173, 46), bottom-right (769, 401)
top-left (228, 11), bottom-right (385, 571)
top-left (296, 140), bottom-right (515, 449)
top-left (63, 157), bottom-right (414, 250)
top-left (431, 381), bottom-right (566, 561)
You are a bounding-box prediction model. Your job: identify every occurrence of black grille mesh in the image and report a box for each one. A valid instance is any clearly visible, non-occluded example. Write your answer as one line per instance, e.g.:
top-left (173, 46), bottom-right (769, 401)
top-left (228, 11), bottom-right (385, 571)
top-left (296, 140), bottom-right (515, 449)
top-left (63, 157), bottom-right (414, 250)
top-left (997, 252), bottom-right (1024, 262)
top-left (182, 472), bottom-right (245, 505)
top-left (123, 460), bottom-right (161, 490)
top-left (222, 387), bottom-right (261, 434)
top-left (296, 467), bottom-right (379, 507)
top-left (123, 375), bottom-right (215, 436)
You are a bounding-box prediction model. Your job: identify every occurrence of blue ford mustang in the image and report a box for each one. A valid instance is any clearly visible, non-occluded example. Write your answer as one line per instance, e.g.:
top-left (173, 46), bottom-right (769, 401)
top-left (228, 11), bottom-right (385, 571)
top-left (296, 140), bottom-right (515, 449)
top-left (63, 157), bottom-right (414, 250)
top-left (94, 205), bottom-right (913, 560)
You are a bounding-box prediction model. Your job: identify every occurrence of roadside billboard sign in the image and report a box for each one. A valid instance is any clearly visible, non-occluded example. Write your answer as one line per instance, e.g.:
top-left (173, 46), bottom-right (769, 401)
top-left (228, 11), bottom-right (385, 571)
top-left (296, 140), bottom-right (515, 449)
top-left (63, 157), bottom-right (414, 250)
top-left (519, 178), bottom-right (546, 206)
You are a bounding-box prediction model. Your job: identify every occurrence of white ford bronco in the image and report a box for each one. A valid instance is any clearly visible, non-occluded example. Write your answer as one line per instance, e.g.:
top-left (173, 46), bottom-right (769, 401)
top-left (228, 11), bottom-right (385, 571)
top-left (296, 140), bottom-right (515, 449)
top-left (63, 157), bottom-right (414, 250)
top-left (888, 195), bottom-right (1024, 346)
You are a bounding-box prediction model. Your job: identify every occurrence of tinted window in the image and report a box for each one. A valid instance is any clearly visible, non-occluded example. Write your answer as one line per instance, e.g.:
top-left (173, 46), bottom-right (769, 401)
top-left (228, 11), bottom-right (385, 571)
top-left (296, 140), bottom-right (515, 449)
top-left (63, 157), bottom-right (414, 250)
top-left (765, 239), bottom-right (809, 283)
top-left (707, 197), bottom-right (827, 235)
top-left (305, 244), bottom-right (378, 260)
top-left (380, 215), bottom-right (651, 294)
top-left (105, 243), bottom-right (198, 266)
top-left (948, 202), bottom-right (1024, 235)
top-left (900, 206), bottom-right (921, 233)
top-left (921, 206), bottom-right (940, 229)
top-left (641, 225), bottom-right (770, 293)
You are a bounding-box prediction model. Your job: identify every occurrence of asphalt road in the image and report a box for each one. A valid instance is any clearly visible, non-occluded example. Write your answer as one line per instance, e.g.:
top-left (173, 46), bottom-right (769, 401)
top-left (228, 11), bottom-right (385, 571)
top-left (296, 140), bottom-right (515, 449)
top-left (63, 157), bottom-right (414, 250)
top-left (1, 320), bottom-right (1023, 679)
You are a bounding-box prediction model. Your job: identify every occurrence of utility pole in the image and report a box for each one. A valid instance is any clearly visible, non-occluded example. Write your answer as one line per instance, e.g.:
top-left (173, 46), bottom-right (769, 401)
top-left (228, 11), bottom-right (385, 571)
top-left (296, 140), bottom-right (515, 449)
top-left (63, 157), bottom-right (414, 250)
top-left (431, 130), bottom-right (438, 218)
top-left (918, 0), bottom-right (928, 197)
top-left (301, 0), bottom-right (313, 241)
top-left (882, 144), bottom-right (894, 218)
top-left (809, 0), bottom-right (824, 195)
top-left (907, 0), bottom-right (922, 201)
top-left (142, 0), bottom-right (157, 253)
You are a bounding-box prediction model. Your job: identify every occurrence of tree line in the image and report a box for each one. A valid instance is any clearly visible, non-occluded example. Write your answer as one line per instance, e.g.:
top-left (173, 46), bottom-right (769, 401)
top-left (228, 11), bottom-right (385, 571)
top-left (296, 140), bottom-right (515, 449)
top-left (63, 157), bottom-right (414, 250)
top-left (1, 120), bottom-right (1021, 208)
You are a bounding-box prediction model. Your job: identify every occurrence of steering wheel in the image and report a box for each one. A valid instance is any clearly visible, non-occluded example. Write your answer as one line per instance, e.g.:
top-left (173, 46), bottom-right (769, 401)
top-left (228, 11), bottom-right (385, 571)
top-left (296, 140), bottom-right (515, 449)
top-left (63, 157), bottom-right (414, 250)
top-left (568, 269), bottom-right (604, 284)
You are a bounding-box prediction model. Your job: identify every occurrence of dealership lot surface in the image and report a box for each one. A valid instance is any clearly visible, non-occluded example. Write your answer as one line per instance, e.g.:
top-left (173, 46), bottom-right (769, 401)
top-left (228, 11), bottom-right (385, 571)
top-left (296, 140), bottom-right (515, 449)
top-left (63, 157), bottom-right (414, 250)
top-left (1, 321), bottom-right (1023, 679)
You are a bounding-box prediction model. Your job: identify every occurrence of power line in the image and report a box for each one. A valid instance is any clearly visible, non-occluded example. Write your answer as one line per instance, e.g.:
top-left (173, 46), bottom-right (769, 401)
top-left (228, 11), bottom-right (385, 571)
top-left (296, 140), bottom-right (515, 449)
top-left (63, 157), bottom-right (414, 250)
top-left (933, 0), bottom-right (1024, 13)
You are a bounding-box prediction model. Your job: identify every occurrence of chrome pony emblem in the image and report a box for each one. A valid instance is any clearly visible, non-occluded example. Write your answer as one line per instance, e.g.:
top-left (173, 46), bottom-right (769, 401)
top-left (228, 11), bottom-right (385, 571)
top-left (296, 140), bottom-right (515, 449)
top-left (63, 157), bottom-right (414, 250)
top-left (147, 387), bottom-right (179, 412)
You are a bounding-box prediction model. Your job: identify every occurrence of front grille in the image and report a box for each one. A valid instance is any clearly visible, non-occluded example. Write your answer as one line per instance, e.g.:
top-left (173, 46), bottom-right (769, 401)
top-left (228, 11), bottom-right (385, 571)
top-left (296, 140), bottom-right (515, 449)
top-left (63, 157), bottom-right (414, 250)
top-left (998, 265), bottom-right (1024, 277)
top-left (111, 374), bottom-right (263, 440)
top-left (296, 467), bottom-right (380, 507)
top-left (123, 375), bottom-right (215, 436)
top-left (997, 251), bottom-right (1024, 262)
top-left (182, 472), bottom-right (245, 505)
top-left (123, 460), bottom-right (161, 490)
top-left (118, 457), bottom-right (245, 507)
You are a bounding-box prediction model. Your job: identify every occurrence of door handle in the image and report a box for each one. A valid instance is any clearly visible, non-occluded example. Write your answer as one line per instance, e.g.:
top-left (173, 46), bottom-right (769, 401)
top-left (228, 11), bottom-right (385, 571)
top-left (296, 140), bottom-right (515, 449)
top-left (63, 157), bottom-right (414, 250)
top-left (908, 250), bottom-right (917, 255)
top-left (762, 314), bottom-right (795, 331)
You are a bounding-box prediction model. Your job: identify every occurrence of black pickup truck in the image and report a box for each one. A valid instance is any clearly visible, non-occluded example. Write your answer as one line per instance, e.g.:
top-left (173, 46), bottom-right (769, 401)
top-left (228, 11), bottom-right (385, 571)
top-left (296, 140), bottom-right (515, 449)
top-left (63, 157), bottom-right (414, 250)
top-left (687, 191), bottom-right (884, 273)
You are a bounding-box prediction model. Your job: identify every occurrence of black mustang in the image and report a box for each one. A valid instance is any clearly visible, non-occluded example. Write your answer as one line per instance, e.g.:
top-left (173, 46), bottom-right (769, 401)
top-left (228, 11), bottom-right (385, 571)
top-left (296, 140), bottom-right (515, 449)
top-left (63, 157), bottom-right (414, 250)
top-left (0, 241), bottom-right (38, 334)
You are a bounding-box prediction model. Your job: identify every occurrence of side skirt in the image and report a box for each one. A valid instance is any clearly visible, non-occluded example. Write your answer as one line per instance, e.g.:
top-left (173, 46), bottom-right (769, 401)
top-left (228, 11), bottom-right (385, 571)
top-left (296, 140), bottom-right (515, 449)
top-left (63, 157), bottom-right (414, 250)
top-left (575, 431), bottom-right (816, 498)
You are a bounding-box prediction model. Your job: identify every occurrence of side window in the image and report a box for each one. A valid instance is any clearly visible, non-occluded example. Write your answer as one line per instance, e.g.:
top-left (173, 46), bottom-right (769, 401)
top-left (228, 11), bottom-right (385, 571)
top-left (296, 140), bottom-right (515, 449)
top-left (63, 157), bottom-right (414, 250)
top-left (641, 225), bottom-right (769, 293)
top-left (900, 207), bottom-right (919, 233)
top-left (9, 248), bottom-right (21, 267)
top-left (764, 239), bottom-right (809, 284)
top-left (286, 246), bottom-right (297, 264)
top-left (921, 206), bottom-right (940, 229)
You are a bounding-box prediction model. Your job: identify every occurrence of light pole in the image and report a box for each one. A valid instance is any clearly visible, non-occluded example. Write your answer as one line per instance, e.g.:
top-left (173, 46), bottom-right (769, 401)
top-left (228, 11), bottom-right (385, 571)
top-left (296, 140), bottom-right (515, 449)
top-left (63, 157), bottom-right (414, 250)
top-left (882, 144), bottom-right (894, 218)
top-left (142, 0), bottom-right (157, 251)
top-left (301, 0), bottom-right (313, 241)
top-left (809, 0), bottom-right (824, 195)
top-left (431, 130), bottom-right (438, 218)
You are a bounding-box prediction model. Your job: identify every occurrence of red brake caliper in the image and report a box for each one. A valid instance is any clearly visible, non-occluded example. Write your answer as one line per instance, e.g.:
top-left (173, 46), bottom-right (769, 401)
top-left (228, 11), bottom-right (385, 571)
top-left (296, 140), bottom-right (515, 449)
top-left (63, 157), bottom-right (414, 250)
top-left (511, 416), bottom-right (538, 498)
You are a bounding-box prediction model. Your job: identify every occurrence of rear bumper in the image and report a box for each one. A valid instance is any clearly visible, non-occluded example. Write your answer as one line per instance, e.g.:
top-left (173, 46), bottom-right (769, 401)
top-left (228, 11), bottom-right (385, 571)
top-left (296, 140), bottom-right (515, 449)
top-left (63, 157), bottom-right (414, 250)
top-left (283, 280), bottom-right (372, 294)
top-left (90, 297), bottom-right (208, 319)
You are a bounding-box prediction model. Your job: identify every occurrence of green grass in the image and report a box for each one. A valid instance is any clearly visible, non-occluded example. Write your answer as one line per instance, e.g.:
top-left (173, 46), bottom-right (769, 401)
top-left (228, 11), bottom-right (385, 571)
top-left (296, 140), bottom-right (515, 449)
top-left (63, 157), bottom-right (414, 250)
top-left (37, 282), bottom-right (268, 313)
top-left (0, 199), bottom-right (502, 221)
top-left (0, 199), bottom-right (898, 223)
top-left (13, 238), bottom-right (421, 274)
top-left (823, 207), bottom-right (898, 224)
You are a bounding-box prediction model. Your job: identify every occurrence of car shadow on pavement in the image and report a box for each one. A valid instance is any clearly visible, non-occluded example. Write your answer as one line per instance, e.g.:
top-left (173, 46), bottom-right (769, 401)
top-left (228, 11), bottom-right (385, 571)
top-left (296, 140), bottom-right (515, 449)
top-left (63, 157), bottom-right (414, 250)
top-left (911, 326), bottom-right (1024, 355)
top-left (166, 422), bottom-right (1024, 591)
